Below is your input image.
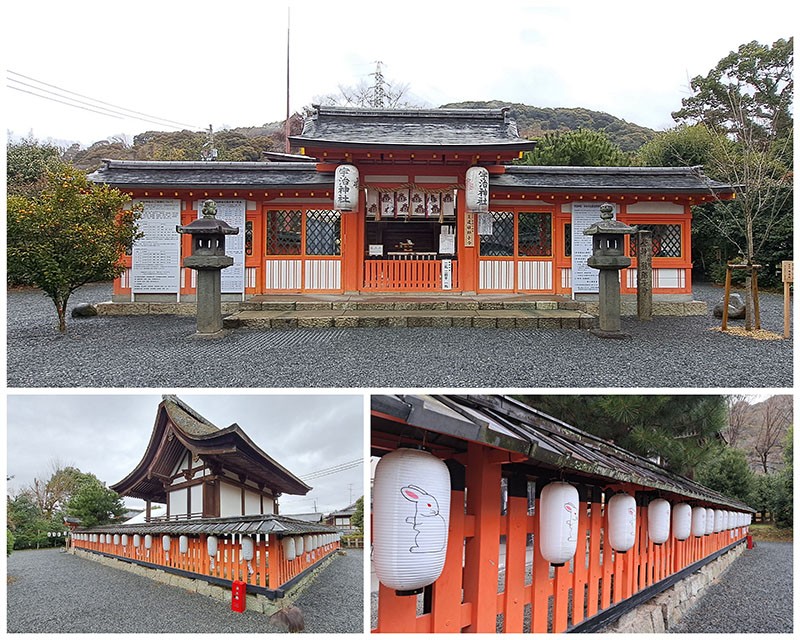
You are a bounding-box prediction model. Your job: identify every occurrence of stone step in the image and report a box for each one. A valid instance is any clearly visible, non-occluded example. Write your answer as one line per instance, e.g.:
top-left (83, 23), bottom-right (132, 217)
top-left (223, 308), bottom-right (597, 330)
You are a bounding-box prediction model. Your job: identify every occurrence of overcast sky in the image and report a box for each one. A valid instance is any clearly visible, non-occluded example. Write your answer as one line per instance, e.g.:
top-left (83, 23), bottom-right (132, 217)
top-left (6, 393), bottom-right (365, 515)
top-left (3, 0), bottom-right (790, 147)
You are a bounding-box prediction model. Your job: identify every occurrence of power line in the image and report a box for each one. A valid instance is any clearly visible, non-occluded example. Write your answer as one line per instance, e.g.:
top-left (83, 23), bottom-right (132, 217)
top-left (7, 70), bottom-right (202, 130)
top-left (300, 458), bottom-right (362, 481)
top-left (7, 85), bottom-right (125, 120)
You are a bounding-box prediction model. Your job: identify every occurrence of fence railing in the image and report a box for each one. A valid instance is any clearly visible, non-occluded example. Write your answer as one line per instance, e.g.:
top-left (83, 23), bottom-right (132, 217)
top-left (72, 531), bottom-right (339, 593)
top-left (364, 259), bottom-right (458, 290)
top-left (373, 440), bottom-right (749, 634)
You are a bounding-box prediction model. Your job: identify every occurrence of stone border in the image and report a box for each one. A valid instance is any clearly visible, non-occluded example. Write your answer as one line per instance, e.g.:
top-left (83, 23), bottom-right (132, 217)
top-left (72, 547), bottom-right (339, 616)
top-left (606, 542), bottom-right (745, 633)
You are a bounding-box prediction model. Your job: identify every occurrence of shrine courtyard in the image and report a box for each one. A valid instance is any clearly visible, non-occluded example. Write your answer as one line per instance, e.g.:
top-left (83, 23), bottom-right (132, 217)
top-left (6, 281), bottom-right (791, 388)
top-left (7, 546), bottom-right (363, 634)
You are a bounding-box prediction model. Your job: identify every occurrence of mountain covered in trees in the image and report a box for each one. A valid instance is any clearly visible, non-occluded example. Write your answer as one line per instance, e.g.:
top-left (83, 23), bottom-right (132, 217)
top-left (440, 100), bottom-right (656, 151)
top-left (63, 101), bottom-right (654, 172)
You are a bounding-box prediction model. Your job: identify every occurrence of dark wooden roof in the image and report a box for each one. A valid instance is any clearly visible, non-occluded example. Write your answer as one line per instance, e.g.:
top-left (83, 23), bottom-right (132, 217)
top-left (372, 394), bottom-right (752, 512)
top-left (88, 160), bottom-right (329, 190)
top-left (491, 166), bottom-right (734, 194)
top-left (291, 106), bottom-right (537, 152)
top-left (111, 396), bottom-right (311, 502)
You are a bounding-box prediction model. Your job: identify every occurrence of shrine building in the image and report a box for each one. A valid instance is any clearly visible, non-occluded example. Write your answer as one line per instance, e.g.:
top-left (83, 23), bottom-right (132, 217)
top-left (71, 396), bottom-right (342, 606)
top-left (88, 106), bottom-right (734, 302)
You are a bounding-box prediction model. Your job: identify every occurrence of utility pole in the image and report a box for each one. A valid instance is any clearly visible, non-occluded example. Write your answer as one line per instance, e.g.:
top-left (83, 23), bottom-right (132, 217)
top-left (348, 483), bottom-right (353, 505)
top-left (284, 7), bottom-right (291, 153)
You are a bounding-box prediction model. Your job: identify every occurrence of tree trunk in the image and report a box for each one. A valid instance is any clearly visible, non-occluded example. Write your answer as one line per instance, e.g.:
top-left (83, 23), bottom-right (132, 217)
top-left (52, 295), bottom-right (69, 333)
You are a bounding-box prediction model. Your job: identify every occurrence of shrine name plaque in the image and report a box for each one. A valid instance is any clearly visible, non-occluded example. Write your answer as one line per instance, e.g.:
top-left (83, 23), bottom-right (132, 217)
top-left (131, 199), bottom-right (181, 293)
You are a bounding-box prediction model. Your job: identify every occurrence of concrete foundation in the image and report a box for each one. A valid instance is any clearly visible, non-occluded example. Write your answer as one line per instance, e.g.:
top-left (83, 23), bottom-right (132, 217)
top-left (606, 542), bottom-right (745, 633)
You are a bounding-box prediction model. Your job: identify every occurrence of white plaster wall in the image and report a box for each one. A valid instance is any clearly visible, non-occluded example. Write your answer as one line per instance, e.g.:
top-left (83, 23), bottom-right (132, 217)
top-left (219, 481), bottom-right (241, 517)
top-left (190, 484), bottom-right (202, 515)
top-left (244, 490), bottom-right (261, 515)
top-left (169, 487), bottom-right (188, 518)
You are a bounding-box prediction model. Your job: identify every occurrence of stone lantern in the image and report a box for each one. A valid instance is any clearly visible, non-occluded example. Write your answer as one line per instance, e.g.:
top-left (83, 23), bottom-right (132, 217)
top-left (177, 199), bottom-right (239, 336)
top-left (583, 203), bottom-right (635, 338)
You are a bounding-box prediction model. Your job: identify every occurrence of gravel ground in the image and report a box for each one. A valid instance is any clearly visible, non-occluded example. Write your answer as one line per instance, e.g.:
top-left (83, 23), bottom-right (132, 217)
top-left (6, 282), bottom-right (792, 388)
top-left (6, 547), bottom-right (364, 634)
top-left (670, 541), bottom-right (793, 633)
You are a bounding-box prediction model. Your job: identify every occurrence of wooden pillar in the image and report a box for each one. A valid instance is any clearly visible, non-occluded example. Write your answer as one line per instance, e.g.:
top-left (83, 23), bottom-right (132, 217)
top-left (502, 474), bottom-right (528, 633)
top-left (431, 462), bottom-right (467, 632)
top-left (530, 494), bottom-right (551, 633)
top-left (586, 490), bottom-right (603, 618)
top-left (463, 442), bottom-right (502, 633)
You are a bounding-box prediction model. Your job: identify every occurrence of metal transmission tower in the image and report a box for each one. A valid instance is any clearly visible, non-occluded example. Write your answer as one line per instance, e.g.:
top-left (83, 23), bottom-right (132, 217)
top-left (370, 61), bottom-right (386, 108)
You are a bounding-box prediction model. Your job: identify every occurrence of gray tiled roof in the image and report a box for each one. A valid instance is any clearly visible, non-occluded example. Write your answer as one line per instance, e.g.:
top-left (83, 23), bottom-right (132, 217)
top-left (291, 106), bottom-right (536, 151)
top-left (492, 165), bottom-right (734, 193)
top-left (373, 394), bottom-right (752, 512)
top-left (77, 514), bottom-right (338, 537)
top-left (88, 160), bottom-right (330, 189)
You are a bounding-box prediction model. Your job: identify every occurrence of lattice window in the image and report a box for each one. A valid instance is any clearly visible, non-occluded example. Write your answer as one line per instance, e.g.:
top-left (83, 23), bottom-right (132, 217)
top-left (479, 211), bottom-right (514, 256)
top-left (564, 223), bottom-right (572, 257)
top-left (245, 220), bottom-right (253, 256)
top-left (306, 210), bottom-right (341, 256)
top-left (518, 213), bottom-right (552, 257)
top-left (266, 210), bottom-right (302, 255)
top-left (630, 224), bottom-right (682, 258)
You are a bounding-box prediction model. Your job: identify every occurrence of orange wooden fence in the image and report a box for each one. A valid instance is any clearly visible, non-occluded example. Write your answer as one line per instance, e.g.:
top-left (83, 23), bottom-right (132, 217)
top-left (72, 532), bottom-right (339, 592)
top-left (363, 259), bottom-right (459, 290)
top-left (373, 441), bottom-right (748, 633)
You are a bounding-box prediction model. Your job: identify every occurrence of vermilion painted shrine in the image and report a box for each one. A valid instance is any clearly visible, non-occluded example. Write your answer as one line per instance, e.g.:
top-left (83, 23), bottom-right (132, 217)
top-left (70, 396), bottom-right (341, 603)
top-left (88, 107), bottom-right (734, 303)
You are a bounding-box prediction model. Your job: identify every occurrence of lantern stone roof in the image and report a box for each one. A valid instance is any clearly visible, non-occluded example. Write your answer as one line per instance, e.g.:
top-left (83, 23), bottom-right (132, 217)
top-left (372, 394), bottom-right (753, 512)
top-left (110, 395), bottom-right (311, 502)
top-left (291, 106), bottom-right (536, 152)
top-left (76, 513), bottom-right (337, 537)
top-left (87, 160), bottom-right (328, 189)
top-left (491, 165), bottom-right (734, 194)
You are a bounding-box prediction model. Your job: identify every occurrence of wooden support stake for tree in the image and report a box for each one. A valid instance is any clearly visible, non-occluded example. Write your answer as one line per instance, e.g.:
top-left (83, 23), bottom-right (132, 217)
top-left (722, 265), bottom-right (732, 331)
top-left (783, 260), bottom-right (793, 339)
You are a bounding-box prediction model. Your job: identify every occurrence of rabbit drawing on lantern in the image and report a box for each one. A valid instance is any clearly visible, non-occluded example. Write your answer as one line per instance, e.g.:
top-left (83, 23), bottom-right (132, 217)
top-left (401, 485), bottom-right (447, 554)
top-left (565, 502), bottom-right (578, 541)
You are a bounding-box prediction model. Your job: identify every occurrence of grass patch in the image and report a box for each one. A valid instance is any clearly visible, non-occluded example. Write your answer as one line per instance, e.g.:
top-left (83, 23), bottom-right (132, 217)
top-left (749, 523), bottom-right (793, 542)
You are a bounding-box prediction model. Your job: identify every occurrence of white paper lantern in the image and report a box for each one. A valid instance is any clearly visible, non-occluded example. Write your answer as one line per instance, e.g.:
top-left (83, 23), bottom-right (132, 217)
top-left (607, 493), bottom-right (637, 552)
top-left (144, 534), bottom-right (153, 549)
top-left (303, 535), bottom-right (312, 557)
top-left (295, 535), bottom-right (304, 555)
top-left (207, 535), bottom-right (218, 569)
top-left (702, 509), bottom-right (712, 535)
top-left (672, 503), bottom-right (692, 540)
top-left (539, 481), bottom-right (580, 566)
top-left (179, 535), bottom-right (189, 554)
top-left (112, 533), bottom-right (120, 545)
top-left (713, 509), bottom-right (723, 533)
top-left (282, 536), bottom-right (297, 561)
top-left (133, 534), bottom-right (141, 548)
top-left (334, 164), bottom-right (359, 211)
top-left (162, 535), bottom-right (171, 552)
top-left (241, 536), bottom-right (254, 561)
top-left (465, 166), bottom-right (490, 213)
top-left (373, 448), bottom-right (451, 594)
top-left (121, 534), bottom-right (128, 547)
top-left (648, 499), bottom-right (671, 545)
